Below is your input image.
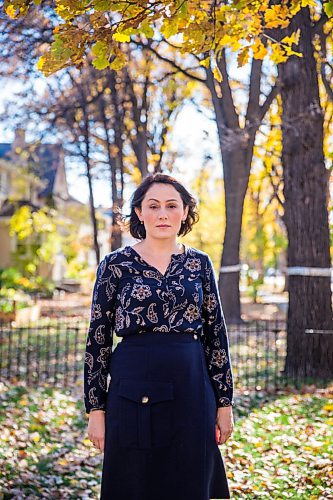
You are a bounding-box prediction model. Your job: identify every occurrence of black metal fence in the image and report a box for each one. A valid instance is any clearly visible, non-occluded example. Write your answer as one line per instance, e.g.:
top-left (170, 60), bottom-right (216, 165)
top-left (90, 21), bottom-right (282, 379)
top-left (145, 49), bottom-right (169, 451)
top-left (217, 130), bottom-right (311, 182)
top-left (0, 317), bottom-right (330, 392)
top-left (0, 317), bottom-right (88, 387)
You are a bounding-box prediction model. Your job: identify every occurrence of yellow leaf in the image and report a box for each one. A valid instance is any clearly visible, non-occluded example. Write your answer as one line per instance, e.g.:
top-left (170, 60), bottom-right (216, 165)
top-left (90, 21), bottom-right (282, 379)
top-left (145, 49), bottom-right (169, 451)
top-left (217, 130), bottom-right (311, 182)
top-left (37, 56), bottom-right (46, 71)
top-left (195, 10), bottom-right (208, 22)
top-left (5, 5), bottom-right (17, 18)
top-left (161, 18), bottom-right (180, 38)
top-left (110, 53), bottom-right (127, 70)
top-left (301, 0), bottom-right (317, 6)
top-left (252, 39), bottom-right (267, 59)
top-left (290, 2), bottom-right (301, 15)
top-left (213, 66), bottom-right (223, 82)
top-left (264, 5), bottom-right (290, 29)
top-left (113, 32), bottom-right (131, 42)
top-left (30, 423), bottom-right (42, 431)
top-left (139, 20), bottom-right (154, 38)
top-left (200, 57), bottom-right (210, 68)
top-left (218, 33), bottom-right (240, 50)
top-left (281, 29), bottom-right (301, 47)
top-left (270, 43), bottom-right (288, 64)
top-left (150, 153), bottom-right (161, 162)
top-left (285, 47), bottom-right (302, 57)
top-left (237, 47), bottom-right (250, 67)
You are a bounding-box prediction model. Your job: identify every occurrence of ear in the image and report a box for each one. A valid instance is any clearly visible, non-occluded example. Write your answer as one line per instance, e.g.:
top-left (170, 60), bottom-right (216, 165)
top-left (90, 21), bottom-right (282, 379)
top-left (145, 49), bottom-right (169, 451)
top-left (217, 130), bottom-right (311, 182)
top-left (134, 207), bottom-right (142, 220)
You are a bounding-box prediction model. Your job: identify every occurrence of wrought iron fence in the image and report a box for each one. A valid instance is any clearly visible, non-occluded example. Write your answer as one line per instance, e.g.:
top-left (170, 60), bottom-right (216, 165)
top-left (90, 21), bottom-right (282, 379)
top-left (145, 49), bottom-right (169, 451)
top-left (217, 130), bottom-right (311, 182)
top-left (0, 317), bottom-right (88, 387)
top-left (0, 317), bottom-right (330, 392)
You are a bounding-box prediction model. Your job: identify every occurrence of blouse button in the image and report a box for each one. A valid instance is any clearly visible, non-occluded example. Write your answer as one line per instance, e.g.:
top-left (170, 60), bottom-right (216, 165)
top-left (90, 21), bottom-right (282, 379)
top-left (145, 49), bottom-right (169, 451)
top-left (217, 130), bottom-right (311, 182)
top-left (141, 395), bottom-right (149, 403)
top-left (193, 334), bottom-right (198, 340)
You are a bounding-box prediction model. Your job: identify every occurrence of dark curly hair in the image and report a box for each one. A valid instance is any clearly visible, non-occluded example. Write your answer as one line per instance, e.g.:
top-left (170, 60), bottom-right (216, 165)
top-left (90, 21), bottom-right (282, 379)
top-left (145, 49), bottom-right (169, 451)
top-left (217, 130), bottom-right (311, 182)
top-left (117, 173), bottom-right (199, 240)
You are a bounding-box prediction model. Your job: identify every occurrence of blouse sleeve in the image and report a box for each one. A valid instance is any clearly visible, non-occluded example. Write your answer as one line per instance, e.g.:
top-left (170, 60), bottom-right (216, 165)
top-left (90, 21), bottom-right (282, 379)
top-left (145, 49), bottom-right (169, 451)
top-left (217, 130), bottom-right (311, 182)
top-left (84, 254), bottom-right (119, 414)
top-left (201, 254), bottom-right (235, 408)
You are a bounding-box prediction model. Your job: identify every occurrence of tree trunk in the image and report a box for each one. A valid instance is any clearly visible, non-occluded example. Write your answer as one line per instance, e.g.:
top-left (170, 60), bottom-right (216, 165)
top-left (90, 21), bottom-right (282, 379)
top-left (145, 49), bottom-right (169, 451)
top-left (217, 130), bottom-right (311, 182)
top-left (279, 8), bottom-right (333, 379)
top-left (206, 53), bottom-right (277, 323)
top-left (124, 68), bottom-right (149, 177)
top-left (82, 109), bottom-right (100, 265)
top-left (86, 161), bottom-right (100, 264)
top-left (219, 147), bottom-right (252, 323)
top-left (108, 71), bottom-right (125, 251)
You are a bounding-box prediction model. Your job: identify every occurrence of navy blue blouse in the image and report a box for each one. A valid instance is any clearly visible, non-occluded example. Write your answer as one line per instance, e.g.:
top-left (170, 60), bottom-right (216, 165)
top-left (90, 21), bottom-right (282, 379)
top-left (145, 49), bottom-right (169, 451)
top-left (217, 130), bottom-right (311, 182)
top-left (84, 244), bottom-right (234, 414)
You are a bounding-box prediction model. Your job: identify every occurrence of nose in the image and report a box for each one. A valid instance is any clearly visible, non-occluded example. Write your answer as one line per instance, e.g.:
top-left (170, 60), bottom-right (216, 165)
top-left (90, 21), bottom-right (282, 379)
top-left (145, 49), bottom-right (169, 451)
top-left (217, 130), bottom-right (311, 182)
top-left (158, 208), bottom-right (168, 218)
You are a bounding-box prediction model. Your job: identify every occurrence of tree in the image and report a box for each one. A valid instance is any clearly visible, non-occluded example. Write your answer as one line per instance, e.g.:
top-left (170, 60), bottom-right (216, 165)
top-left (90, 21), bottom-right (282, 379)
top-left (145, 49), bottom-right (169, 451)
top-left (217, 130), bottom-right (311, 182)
top-left (277, 7), bottom-right (333, 378)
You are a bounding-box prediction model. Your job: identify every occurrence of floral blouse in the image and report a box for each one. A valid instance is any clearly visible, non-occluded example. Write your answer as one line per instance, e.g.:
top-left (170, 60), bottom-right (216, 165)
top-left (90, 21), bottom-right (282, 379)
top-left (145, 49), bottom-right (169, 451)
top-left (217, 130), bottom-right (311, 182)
top-left (84, 244), bottom-right (234, 414)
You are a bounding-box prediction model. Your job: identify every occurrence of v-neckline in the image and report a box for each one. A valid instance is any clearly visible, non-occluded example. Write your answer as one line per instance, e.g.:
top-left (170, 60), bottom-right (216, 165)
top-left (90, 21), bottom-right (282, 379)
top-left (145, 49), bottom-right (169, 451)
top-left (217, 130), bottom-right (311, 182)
top-left (127, 243), bottom-right (187, 278)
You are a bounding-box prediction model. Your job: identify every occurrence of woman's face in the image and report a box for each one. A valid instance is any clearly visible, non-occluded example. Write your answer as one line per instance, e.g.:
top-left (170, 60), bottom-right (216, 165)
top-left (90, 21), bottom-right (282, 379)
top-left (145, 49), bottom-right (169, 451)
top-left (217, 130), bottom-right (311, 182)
top-left (135, 183), bottom-right (188, 240)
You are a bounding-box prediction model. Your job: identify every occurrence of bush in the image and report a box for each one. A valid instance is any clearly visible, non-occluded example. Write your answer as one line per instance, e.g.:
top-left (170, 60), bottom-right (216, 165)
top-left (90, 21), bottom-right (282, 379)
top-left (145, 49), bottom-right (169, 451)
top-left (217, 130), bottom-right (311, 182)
top-left (0, 268), bottom-right (55, 305)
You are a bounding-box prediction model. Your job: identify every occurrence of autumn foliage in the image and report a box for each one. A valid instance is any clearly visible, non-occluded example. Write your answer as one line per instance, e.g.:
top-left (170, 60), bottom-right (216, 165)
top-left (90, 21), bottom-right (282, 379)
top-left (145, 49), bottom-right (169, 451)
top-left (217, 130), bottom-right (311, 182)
top-left (4, 0), bottom-right (332, 76)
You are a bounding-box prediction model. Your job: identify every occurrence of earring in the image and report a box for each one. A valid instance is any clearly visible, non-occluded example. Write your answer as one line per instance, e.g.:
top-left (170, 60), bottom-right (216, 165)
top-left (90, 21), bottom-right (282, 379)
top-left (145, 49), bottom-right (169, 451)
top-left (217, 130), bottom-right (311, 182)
top-left (141, 221), bottom-right (144, 224)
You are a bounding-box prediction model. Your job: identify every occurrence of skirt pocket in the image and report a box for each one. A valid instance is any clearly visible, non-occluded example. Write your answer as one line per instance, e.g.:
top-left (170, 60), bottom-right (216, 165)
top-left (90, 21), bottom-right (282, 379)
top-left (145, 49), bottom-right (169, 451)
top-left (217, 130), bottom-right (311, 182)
top-left (118, 378), bottom-right (174, 449)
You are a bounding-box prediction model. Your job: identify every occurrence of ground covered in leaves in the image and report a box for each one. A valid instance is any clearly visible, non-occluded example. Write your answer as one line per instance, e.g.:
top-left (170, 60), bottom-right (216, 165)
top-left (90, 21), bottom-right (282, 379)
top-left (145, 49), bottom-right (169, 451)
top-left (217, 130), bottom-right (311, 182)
top-left (0, 381), bottom-right (332, 499)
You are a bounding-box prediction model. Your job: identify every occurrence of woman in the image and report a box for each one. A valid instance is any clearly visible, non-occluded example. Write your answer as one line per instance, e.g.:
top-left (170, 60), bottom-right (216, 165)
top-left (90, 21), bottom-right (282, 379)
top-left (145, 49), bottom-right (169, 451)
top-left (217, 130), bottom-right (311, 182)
top-left (84, 173), bottom-right (235, 500)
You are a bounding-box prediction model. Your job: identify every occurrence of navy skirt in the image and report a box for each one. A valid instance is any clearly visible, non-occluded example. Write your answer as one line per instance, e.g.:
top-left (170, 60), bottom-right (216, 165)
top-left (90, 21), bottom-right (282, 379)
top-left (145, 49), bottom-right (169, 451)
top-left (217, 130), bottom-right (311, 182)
top-left (101, 332), bottom-right (231, 500)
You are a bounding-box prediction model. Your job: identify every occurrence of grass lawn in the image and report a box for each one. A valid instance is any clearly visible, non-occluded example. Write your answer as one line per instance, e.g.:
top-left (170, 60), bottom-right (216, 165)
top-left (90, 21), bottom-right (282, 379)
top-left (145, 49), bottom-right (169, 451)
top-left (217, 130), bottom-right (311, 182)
top-left (0, 381), bottom-right (332, 499)
top-left (225, 387), bottom-right (333, 499)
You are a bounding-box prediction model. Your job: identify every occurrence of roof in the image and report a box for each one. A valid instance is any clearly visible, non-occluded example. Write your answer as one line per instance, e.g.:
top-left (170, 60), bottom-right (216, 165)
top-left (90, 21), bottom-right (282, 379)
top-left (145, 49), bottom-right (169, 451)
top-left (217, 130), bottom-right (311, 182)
top-left (0, 144), bottom-right (12, 160)
top-left (0, 141), bottom-right (63, 198)
top-left (33, 143), bottom-right (63, 198)
top-left (0, 139), bottom-right (83, 206)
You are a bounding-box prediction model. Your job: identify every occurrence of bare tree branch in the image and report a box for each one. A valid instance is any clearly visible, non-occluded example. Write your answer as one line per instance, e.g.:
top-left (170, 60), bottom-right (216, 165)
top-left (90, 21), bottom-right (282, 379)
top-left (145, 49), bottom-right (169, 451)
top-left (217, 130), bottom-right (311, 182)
top-left (132, 40), bottom-right (206, 83)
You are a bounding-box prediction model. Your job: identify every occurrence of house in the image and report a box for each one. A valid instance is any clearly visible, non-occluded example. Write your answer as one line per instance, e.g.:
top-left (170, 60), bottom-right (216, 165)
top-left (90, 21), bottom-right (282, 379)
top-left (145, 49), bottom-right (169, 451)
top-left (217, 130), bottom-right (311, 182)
top-left (0, 129), bottom-right (111, 286)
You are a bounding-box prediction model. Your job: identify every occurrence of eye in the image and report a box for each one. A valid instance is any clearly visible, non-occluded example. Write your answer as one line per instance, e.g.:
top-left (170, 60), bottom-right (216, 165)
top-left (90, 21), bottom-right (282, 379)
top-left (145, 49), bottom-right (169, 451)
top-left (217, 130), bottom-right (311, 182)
top-left (149, 205), bottom-right (177, 209)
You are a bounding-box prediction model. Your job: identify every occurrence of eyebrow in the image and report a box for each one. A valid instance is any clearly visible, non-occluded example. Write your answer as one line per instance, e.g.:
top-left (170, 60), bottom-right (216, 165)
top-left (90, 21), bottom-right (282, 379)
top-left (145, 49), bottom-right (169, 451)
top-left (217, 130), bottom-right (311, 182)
top-left (147, 198), bottom-right (179, 202)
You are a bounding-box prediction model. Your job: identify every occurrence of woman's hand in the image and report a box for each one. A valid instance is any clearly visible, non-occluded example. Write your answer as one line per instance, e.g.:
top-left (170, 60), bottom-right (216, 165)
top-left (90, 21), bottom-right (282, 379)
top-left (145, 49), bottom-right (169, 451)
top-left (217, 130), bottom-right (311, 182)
top-left (215, 406), bottom-right (234, 445)
top-left (87, 410), bottom-right (105, 452)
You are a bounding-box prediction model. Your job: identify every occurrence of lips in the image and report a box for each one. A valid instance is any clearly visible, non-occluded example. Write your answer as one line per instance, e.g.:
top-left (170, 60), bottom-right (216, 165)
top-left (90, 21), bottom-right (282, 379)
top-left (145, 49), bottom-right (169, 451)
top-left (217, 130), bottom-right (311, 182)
top-left (157, 225), bottom-right (170, 227)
